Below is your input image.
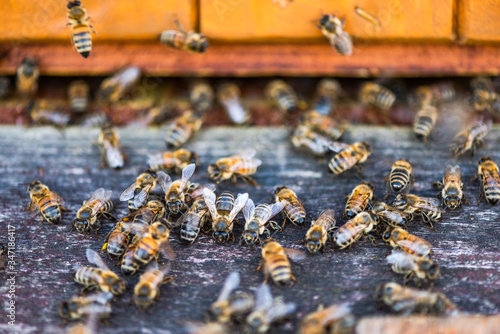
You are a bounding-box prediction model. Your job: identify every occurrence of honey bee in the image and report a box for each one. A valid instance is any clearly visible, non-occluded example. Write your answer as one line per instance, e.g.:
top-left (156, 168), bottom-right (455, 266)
top-left (471, 76), bottom-right (493, 92)
top-left (28, 100), bottom-right (71, 128)
top-left (158, 164), bottom-right (196, 215)
top-left (413, 104), bottom-right (438, 144)
top-left (359, 82), bottom-right (396, 110)
top-left (72, 188), bottom-right (114, 236)
top-left (134, 261), bottom-right (174, 309)
top-left (74, 249), bottom-right (126, 295)
top-left (59, 291), bottom-right (113, 321)
top-left (450, 120), bottom-right (491, 157)
top-left (392, 194), bottom-right (442, 229)
top-left (258, 240), bottom-right (305, 286)
top-left (410, 83), bottom-right (455, 107)
top-left (217, 83), bottom-right (250, 125)
top-left (27, 180), bottom-right (67, 225)
top-left (147, 149), bottom-right (199, 174)
top-left (159, 19), bottom-right (208, 53)
top-left (203, 189), bottom-right (249, 243)
top-left (305, 209), bottom-right (337, 254)
top-left (207, 149), bottom-right (262, 186)
top-left (129, 200), bottom-right (166, 226)
top-left (96, 66), bottom-right (141, 104)
top-left (274, 185), bottom-right (306, 226)
top-left (68, 80), bottom-right (90, 113)
top-left (385, 160), bottom-right (414, 198)
top-left (317, 14), bottom-right (353, 56)
top-left (382, 227), bottom-right (432, 259)
top-left (477, 156), bottom-right (500, 206)
top-left (472, 89), bottom-right (498, 111)
top-left (80, 111), bottom-right (110, 127)
top-left (313, 78), bottom-right (341, 115)
top-left (184, 183), bottom-right (217, 207)
top-left (120, 169), bottom-right (160, 211)
top-left (245, 283), bottom-right (297, 333)
top-left (265, 80), bottom-right (299, 114)
top-left (179, 198), bottom-right (210, 244)
top-left (327, 141), bottom-right (373, 175)
top-left (386, 250), bottom-right (440, 286)
top-left (164, 109), bottom-right (204, 148)
top-left (434, 165), bottom-right (465, 210)
top-left (332, 212), bottom-right (378, 249)
top-left (371, 201), bottom-right (409, 230)
top-left (98, 124), bottom-right (126, 169)
top-left (120, 241), bottom-right (140, 276)
top-left (101, 218), bottom-right (131, 259)
top-left (374, 282), bottom-right (457, 316)
top-left (300, 110), bottom-right (346, 140)
top-left (67, 1), bottom-right (95, 58)
top-left (241, 199), bottom-right (285, 247)
top-left (291, 125), bottom-right (336, 157)
top-left (190, 79), bottom-right (214, 114)
top-left (299, 303), bottom-right (355, 334)
top-left (343, 182), bottom-right (374, 220)
top-left (16, 57), bottom-right (39, 97)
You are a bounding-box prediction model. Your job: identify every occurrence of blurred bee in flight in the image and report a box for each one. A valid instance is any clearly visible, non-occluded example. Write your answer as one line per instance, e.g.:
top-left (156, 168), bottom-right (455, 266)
top-left (164, 109), bottom-right (204, 148)
top-left (59, 291), bottom-right (113, 321)
top-left (241, 199), bottom-right (285, 247)
top-left (312, 78), bottom-right (341, 115)
top-left (304, 209), bottom-right (336, 254)
top-left (470, 77), bottom-right (500, 113)
top-left (120, 169), bottom-right (160, 211)
top-left (386, 250), bottom-right (440, 286)
top-left (359, 82), bottom-right (396, 111)
top-left (291, 125), bottom-right (338, 157)
top-left (258, 239), bottom-right (305, 287)
top-left (97, 66), bottom-right (141, 104)
top-left (16, 57), bottom-right (39, 97)
top-left (67, 0), bottom-right (96, 58)
top-left (328, 141), bottom-right (372, 176)
top-left (98, 123), bottom-right (126, 169)
top-left (450, 119), bottom-right (491, 157)
top-left (27, 180), bottom-right (67, 224)
top-left (189, 79), bottom-right (214, 114)
top-left (68, 80), bottom-right (90, 113)
top-left (217, 83), bottom-right (250, 125)
top-left (433, 165), bottom-right (465, 210)
top-left (265, 80), bottom-right (299, 114)
top-left (274, 185), bottom-right (306, 227)
top-left (476, 156), bottom-right (500, 206)
top-left (299, 110), bottom-right (347, 140)
top-left (133, 261), bottom-right (174, 309)
top-left (71, 188), bottom-right (115, 236)
top-left (147, 149), bottom-right (199, 174)
top-left (317, 14), bottom-right (353, 56)
top-left (28, 100), bottom-right (71, 129)
top-left (208, 149), bottom-right (262, 186)
top-left (159, 19), bottom-right (208, 53)
top-left (299, 303), bottom-right (355, 334)
top-left (413, 104), bottom-right (438, 144)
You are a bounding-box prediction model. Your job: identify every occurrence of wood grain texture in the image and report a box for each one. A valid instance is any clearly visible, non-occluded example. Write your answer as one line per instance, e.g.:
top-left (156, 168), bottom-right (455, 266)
top-left (458, 0), bottom-right (500, 43)
top-left (0, 125), bottom-right (499, 333)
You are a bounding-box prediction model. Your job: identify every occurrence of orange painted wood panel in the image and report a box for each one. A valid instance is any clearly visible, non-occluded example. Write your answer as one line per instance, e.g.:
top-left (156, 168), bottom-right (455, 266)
top-left (458, 0), bottom-right (500, 42)
top-left (201, 0), bottom-right (454, 41)
top-left (0, 0), bottom-right (196, 42)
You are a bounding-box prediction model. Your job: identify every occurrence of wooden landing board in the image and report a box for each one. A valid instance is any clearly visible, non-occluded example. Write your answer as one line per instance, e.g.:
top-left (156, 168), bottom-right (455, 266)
top-left (0, 125), bottom-right (499, 333)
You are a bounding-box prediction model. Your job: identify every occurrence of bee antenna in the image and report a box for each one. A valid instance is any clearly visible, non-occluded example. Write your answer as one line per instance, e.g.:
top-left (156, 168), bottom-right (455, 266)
top-left (67, 225), bottom-right (76, 235)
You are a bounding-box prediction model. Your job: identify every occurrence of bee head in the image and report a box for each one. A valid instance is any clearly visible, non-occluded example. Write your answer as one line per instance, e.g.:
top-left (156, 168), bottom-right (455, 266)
top-left (392, 194), bottom-right (406, 209)
top-left (382, 228), bottom-right (392, 242)
top-left (190, 152), bottom-right (199, 165)
top-left (59, 300), bottom-right (78, 319)
top-left (207, 164), bottom-right (222, 180)
top-left (167, 200), bottom-right (182, 214)
top-left (423, 261), bottom-right (440, 280)
top-left (274, 185), bottom-right (286, 195)
top-left (478, 156), bottom-right (492, 165)
top-left (27, 180), bottom-right (42, 192)
top-left (145, 169), bottom-right (157, 179)
top-left (306, 238), bottom-right (321, 254)
top-left (72, 218), bottom-right (88, 234)
top-left (361, 141), bottom-right (373, 154)
top-left (247, 313), bottom-right (264, 331)
top-left (243, 230), bottom-right (258, 244)
top-left (198, 37), bottom-right (209, 53)
top-left (213, 231), bottom-right (229, 243)
top-left (319, 14), bottom-right (330, 27)
top-left (111, 279), bottom-right (127, 295)
top-left (67, 1), bottom-right (81, 9)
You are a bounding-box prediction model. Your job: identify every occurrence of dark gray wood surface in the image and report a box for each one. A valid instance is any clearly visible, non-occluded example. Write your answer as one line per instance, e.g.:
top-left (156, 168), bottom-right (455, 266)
top-left (0, 125), bottom-right (499, 334)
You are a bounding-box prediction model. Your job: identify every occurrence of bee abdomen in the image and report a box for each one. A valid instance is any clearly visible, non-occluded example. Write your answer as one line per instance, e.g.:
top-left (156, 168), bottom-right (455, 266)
top-left (180, 219), bottom-right (201, 243)
top-left (72, 24), bottom-right (92, 58)
top-left (269, 259), bottom-right (292, 285)
top-left (484, 184), bottom-right (500, 205)
top-left (285, 201), bottom-right (306, 225)
top-left (236, 159), bottom-right (259, 175)
top-left (74, 267), bottom-right (101, 286)
top-left (160, 30), bottom-right (186, 49)
top-left (328, 152), bottom-right (355, 174)
top-left (413, 106), bottom-right (437, 139)
top-left (135, 238), bottom-right (156, 264)
top-left (165, 123), bottom-right (190, 148)
top-left (390, 169), bottom-right (411, 192)
top-left (216, 192), bottom-right (235, 214)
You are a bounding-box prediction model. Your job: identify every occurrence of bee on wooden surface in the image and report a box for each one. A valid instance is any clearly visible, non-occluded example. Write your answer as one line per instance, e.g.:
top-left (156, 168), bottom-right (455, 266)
top-left (386, 250), bottom-right (440, 286)
top-left (382, 227), bottom-right (432, 259)
top-left (300, 110), bottom-right (346, 140)
top-left (313, 78), bottom-right (341, 115)
top-left (476, 156), bottom-right (500, 206)
top-left (27, 180), bottom-right (67, 225)
top-left (134, 261), bottom-right (174, 309)
top-left (208, 149), bottom-right (262, 186)
top-left (359, 82), bottom-right (396, 110)
top-left (245, 283), bottom-right (297, 333)
top-left (74, 249), bottom-right (126, 295)
top-left (241, 199), bottom-right (285, 247)
top-left (120, 241), bottom-right (140, 276)
top-left (72, 188), bottom-right (114, 236)
top-left (317, 14), bottom-right (353, 56)
top-left (0, 77), bottom-right (10, 99)
top-left (148, 149), bottom-right (199, 174)
top-left (129, 200), bottom-right (166, 226)
top-left (392, 194), bottom-right (442, 229)
top-left (16, 57), bottom-right (39, 97)
top-left (97, 66), bottom-right (141, 104)
top-left (120, 169), bottom-right (160, 211)
top-left (385, 160), bottom-right (414, 198)
top-left (67, 1), bottom-right (96, 58)
top-left (68, 80), bottom-right (90, 113)
top-left (164, 109), bottom-right (204, 148)
top-left (184, 183), bottom-right (217, 207)
top-left (217, 83), bottom-right (250, 125)
top-left (327, 141), bottom-right (373, 175)
top-left (305, 209), bottom-right (337, 254)
top-left (344, 182), bottom-right (374, 220)
top-left (158, 164), bottom-right (196, 215)
top-left (98, 124), bottom-right (126, 169)
top-left (274, 185), bottom-right (306, 227)
top-left (59, 291), bottom-right (113, 321)
top-left (413, 104), bottom-right (438, 144)
top-left (371, 201), bottom-right (408, 230)
top-left (189, 79), bottom-right (214, 114)
top-left (332, 212), bottom-right (378, 249)
top-left (265, 80), bottom-right (299, 114)
top-left (450, 120), bottom-right (491, 157)
top-left (28, 100), bottom-right (71, 128)
top-left (299, 303), bottom-right (355, 334)
top-left (374, 282), bottom-right (457, 316)
top-left (159, 19), bottom-right (208, 53)
top-left (179, 198), bottom-right (209, 244)
top-left (258, 240), bottom-right (305, 286)
top-left (101, 218), bottom-right (131, 259)
top-left (203, 189), bottom-right (249, 243)
top-left (434, 165), bottom-right (465, 210)
top-left (291, 125), bottom-right (336, 157)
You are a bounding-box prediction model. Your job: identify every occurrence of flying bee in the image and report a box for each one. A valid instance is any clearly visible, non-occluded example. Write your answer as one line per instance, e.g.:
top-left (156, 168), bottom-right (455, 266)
top-left (74, 249), bottom-right (126, 295)
top-left (120, 169), bottom-right (160, 211)
top-left (299, 303), bottom-right (355, 334)
top-left (207, 149), bottom-right (262, 186)
top-left (305, 209), bottom-right (337, 254)
top-left (359, 82), bottom-right (396, 110)
top-left (392, 194), bottom-right (442, 229)
top-left (241, 199), bottom-right (285, 247)
top-left (434, 165), bottom-right (465, 210)
top-left (374, 282), bottom-right (457, 316)
top-left (450, 120), bottom-right (491, 157)
top-left (477, 156), bottom-right (500, 205)
top-left (410, 83), bottom-right (455, 107)
top-left (184, 183), bottom-right (217, 207)
top-left (68, 80), bottom-right (90, 113)
top-left (159, 19), bottom-right (208, 53)
top-left (382, 227), bottom-right (432, 259)
top-left (386, 250), bottom-right (440, 286)
top-left (274, 185), bottom-right (306, 227)
top-left (385, 160), bottom-right (414, 198)
top-left (158, 164), bottom-right (196, 215)
top-left (265, 80), bottom-right (299, 114)
top-left (313, 78), bottom-right (341, 115)
top-left (98, 124), bottom-right (126, 169)
top-left (413, 104), bottom-right (438, 144)
top-left (189, 79), bottom-right (214, 114)
top-left (72, 188), bottom-right (114, 236)
top-left (217, 83), bottom-right (250, 125)
top-left (120, 241), bottom-right (141, 276)
top-left (300, 110), bottom-right (346, 140)
top-left (317, 14), bottom-right (353, 56)
top-left (96, 66), bottom-right (141, 104)
top-left (59, 291), bottom-right (113, 321)
top-left (129, 200), bottom-right (166, 226)
top-left (245, 283), bottom-right (297, 334)
top-left (328, 141), bottom-right (373, 175)
top-left (28, 100), bottom-right (71, 128)
top-left (164, 109), bottom-right (204, 148)
top-left (16, 57), bottom-right (39, 97)
top-left (179, 198), bottom-right (210, 244)
top-left (343, 182), bottom-right (374, 220)
top-left (371, 201), bottom-right (409, 230)
top-left (148, 149), bottom-right (199, 174)
top-left (291, 125), bottom-right (336, 157)
top-left (258, 240), bottom-right (305, 287)
top-left (67, 1), bottom-right (95, 58)
top-left (80, 111), bottom-right (110, 127)
top-left (27, 180), bottom-right (67, 224)
top-left (134, 261), bottom-right (174, 309)
top-left (101, 218), bottom-right (131, 259)
top-left (333, 212), bottom-right (379, 249)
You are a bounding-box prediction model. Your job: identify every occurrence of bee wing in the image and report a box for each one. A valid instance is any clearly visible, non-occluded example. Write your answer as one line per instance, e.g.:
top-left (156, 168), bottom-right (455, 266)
top-left (51, 191), bottom-right (65, 205)
top-left (328, 141), bottom-right (352, 153)
top-left (28, 199), bottom-right (41, 216)
top-left (229, 193), bottom-right (249, 222)
top-left (179, 163), bottom-right (196, 192)
top-left (242, 198), bottom-right (255, 223)
top-left (85, 249), bottom-right (110, 271)
top-left (103, 141), bottom-right (125, 168)
top-left (159, 261), bottom-right (172, 276)
top-left (230, 148), bottom-right (256, 160)
top-left (444, 165), bottom-right (461, 179)
top-left (144, 260), bottom-right (159, 273)
top-left (260, 201), bottom-right (286, 224)
top-left (133, 184), bottom-right (153, 209)
top-left (284, 248), bottom-right (307, 262)
top-left (89, 189), bottom-right (113, 217)
top-left (85, 292), bottom-right (114, 305)
top-left (202, 188), bottom-right (218, 220)
top-left (147, 153), bottom-right (179, 168)
top-left (321, 303), bottom-right (351, 325)
top-left (318, 209), bottom-right (336, 220)
top-left (120, 181), bottom-right (140, 201)
top-left (267, 302), bottom-right (297, 322)
top-left (77, 304), bottom-right (112, 316)
top-left (121, 222), bottom-right (149, 236)
top-left (254, 283), bottom-right (274, 311)
top-left (216, 272), bottom-right (240, 303)
top-left (412, 197), bottom-right (442, 211)
top-left (397, 238), bottom-right (432, 249)
top-left (386, 250), bottom-right (417, 271)
top-left (159, 240), bottom-right (176, 261)
top-left (157, 171), bottom-right (173, 194)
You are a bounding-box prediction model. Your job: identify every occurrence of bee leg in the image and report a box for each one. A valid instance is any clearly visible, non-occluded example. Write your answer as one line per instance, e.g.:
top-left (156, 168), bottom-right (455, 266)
top-left (403, 272), bottom-right (412, 285)
top-left (100, 243), bottom-right (108, 254)
top-left (477, 191), bottom-right (484, 206)
top-left (60, 206), bottom-right (70, 212)
top-left (255, 260), bottom-right (263, 272)
top-left (356, 165), bottom-right (364, 179)
top-left (383, 193), bottom-right (390, 200)
top-left (290, 273), bottom-right (297, 282)
top-left (89, 24), bottom-right (97, 36)
top-left (241, 175), bottom-right (259, 187)
top-left (368, 235), bottom-right (377, 247)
